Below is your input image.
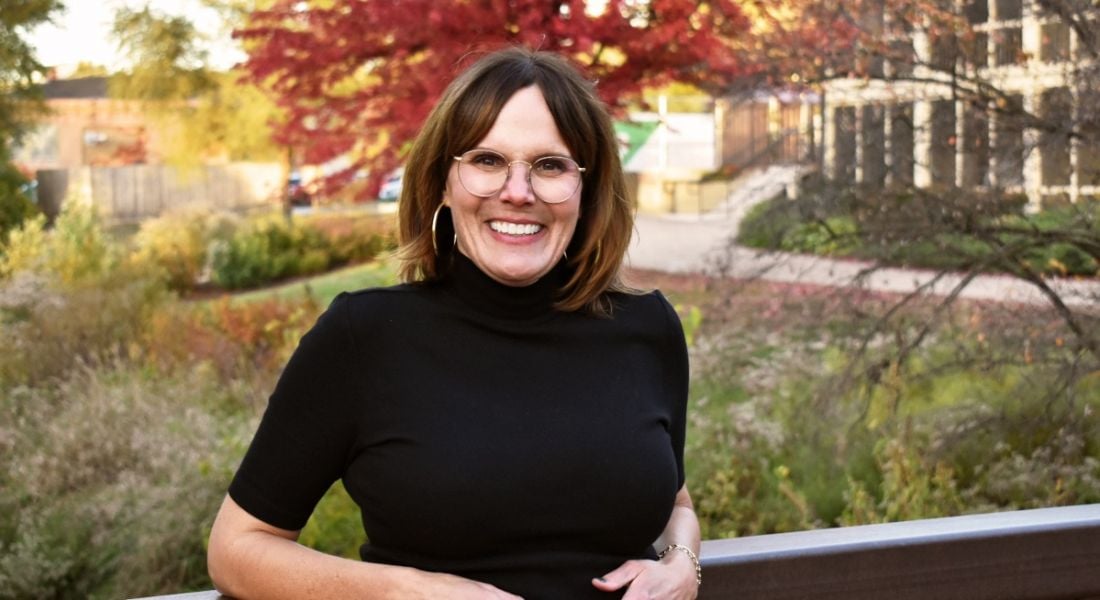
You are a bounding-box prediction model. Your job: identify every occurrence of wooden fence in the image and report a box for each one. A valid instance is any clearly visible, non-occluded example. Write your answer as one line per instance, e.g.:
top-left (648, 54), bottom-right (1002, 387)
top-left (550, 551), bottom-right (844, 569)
top-left (35, 163), bottom-right (284, 223)
top-left (716, 92), bottom-right (818, 171)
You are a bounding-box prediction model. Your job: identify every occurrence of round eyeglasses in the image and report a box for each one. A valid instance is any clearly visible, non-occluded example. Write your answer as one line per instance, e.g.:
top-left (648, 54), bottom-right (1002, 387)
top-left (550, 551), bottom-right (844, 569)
top-left (453, 149), bottom-right (585, 204)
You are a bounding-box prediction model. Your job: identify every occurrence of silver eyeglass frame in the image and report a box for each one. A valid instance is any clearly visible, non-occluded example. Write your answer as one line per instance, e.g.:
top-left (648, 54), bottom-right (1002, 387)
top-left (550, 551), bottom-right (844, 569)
top-left (451, 149), bottom-right (586, 204)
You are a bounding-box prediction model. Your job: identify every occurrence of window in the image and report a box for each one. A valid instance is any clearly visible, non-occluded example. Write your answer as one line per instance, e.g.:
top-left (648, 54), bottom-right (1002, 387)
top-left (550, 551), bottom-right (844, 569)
top-left (994, 95), bottom-right (1025, 187)
top-left (992, 0), bottom-right (1023, 66)
top-left (931, 31), bottom-right (959, 71)
top-left (13, 124), bottom-right (60, 166)
top-left (995, 0), bottom-right (1022, 20)
top-left (1040, 22), bottom-right (1071, 63)
top-left (890, 104), bottom-right (915, 184)
top-left (834, 107), bottom-right (858, 184)
top-left (889, 39), bottom-right (916, 77)
top-left (931, 100), bottom-right (957, 185)
top-left (82, 127), bottom-right (147, 167)
top-left (1079, 88), bottom-right (1100, 187)
top-left (965, 0), bottom-right (989, 24)
top-left (1040, 87), bottom-right (1073, 186)
top-left (994, 27), bottom-right (1023, 65)
top-left (862, 105), bottom-right (886, 186)
top-left (961, 103), bottom-right (990, 186)
top-left (858, 0), bottom-right (887, 77)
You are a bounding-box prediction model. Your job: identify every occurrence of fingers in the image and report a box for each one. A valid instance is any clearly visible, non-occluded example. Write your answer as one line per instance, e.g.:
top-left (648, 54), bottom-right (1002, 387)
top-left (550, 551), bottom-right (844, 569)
top-left (593, 559), bottom-right (700, 600)
top-left (592, 560), bottom-right (646, 592)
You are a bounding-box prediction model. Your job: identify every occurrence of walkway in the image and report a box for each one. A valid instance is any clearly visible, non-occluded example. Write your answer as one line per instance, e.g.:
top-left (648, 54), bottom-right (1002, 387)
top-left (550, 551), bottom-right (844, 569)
top-left (625, 166), bottom-right (1099, 308)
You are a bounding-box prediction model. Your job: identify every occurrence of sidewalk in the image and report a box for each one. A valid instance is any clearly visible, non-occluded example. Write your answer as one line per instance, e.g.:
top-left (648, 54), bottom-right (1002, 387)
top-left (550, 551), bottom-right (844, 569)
top-left (625, 167), bottom-right (1099, 308)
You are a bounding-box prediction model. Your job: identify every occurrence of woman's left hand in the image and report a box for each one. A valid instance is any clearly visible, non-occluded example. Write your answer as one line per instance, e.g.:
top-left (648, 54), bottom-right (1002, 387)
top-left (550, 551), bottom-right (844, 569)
top-left (591, 554), bottom-right (699, 600)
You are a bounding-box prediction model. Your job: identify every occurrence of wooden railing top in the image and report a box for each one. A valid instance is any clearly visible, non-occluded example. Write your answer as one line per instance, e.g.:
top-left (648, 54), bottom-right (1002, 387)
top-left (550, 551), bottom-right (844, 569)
top-left (698, 503), bottom-right (1100, 600)
top-left (132, 504), bottom-right (1100, 600)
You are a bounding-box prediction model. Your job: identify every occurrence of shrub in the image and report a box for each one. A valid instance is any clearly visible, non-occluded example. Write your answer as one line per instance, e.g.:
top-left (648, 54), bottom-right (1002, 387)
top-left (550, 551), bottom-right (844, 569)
top-left (0, 365), bottom-right (259, 598)
top-left (0, 205), bottom-right (165, 387)
top-left (736, 194), bottom-right (805, 249)
top-left (681, 273), bottom-right (1100, 538)
top-left (1034, 243), bottom-right (1098, 276)
top-left (0, 203), bottom-right (115, 285)
top-left (209, 216), bottom-right (333, 289)
top-left (142, 295), bottom-right (321, 382)
top-left (0, 160), bottom-right (39, 248)
top-left (689, 338), bottom-right (1099, 537)
top-left (840, 438), bottom-right (968, 526)
top-left (780, 216), bottom-right (859, 255)
top-left (756, 183), bottom-right (1100, 277)
top-left (131, 210), bottom-right (397, 293)
top-left (132, 207), bottom-right (240, 291)
top-left (994, 205), bottom-right (1100, 277)
top-left (0, 271), bottom-right (164, 387)
top-left (739, 184), bottom-right (1100, 278)
top-left (311, 215), bottom-right (398, 264)
top-left (299, 482), bottom-right (365, 559)
top-left (687, 352), bottom-right (826, 538)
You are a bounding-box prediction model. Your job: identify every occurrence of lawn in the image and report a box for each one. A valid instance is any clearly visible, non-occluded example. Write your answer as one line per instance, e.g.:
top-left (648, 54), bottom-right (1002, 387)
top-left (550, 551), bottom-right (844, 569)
top-left (227, 254), bottom-right (399, 306)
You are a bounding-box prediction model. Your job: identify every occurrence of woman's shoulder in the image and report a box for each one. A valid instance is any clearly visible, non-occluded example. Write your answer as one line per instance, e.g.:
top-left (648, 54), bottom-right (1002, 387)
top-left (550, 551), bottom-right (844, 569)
top-left (333, 281), bottom-right (441, 315)
top-left (339, 280), bottom-right (425, 299)
top-left (601, 288), bottom-right (683, 334)
top-left (606, 287), bottom-right (677, 316)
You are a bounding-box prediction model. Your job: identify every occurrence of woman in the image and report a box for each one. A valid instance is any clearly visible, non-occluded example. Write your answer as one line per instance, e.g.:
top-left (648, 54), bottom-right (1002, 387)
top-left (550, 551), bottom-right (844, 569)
top-left (208, 47), bottom-right (701, 600)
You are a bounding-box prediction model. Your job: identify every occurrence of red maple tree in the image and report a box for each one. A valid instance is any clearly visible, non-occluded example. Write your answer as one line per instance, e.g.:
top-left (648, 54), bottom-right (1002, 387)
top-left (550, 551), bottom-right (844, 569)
top-left (235, 0), bottom-right (758, 198)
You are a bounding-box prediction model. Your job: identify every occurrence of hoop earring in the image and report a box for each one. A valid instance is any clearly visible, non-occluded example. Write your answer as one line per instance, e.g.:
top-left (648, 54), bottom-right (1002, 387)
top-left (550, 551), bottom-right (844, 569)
top-left (431, 203), bottom-right (458, 256)
top-left (431, 203), bottom-right (445, 256)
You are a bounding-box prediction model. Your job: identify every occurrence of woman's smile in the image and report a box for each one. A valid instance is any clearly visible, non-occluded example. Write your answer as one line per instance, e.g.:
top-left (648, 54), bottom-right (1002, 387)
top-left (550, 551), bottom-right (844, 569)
top-left (488, 220), bottom-right (544, 236)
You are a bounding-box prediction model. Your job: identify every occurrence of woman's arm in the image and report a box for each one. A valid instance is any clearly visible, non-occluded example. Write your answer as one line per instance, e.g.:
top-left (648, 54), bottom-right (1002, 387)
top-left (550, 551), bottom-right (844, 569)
top-left (208, 495), bottom-right (522, 600)
top-left (591, 485), bottom-right (701, 600)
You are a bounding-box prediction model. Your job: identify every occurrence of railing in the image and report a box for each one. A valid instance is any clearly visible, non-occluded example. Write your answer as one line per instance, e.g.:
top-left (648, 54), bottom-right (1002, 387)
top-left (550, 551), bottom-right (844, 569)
top-left (699, 504), bottom-right (1100, 600)
top-left (133, 504), bottom-right (1100, 600)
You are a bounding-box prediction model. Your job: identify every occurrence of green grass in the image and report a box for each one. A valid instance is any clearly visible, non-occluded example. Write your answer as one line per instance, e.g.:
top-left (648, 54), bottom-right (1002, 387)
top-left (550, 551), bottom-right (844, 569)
top-left (230, 255), bottom-right (399, 306)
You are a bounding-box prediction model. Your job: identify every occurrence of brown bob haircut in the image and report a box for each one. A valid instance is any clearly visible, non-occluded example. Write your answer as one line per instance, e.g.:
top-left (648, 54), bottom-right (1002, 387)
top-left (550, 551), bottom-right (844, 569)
top-left (397, 47), bottom-right (634, 315)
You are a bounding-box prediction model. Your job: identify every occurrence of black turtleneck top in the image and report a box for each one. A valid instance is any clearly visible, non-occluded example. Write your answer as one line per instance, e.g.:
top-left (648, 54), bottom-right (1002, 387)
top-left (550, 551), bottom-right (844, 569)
top-left (228, 253), bottom-right (689, 599)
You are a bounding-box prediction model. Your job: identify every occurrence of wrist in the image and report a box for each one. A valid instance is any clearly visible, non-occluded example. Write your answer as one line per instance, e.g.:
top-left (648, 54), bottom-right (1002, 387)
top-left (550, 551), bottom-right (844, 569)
top-left (658, 543), bottom-right (702, 587)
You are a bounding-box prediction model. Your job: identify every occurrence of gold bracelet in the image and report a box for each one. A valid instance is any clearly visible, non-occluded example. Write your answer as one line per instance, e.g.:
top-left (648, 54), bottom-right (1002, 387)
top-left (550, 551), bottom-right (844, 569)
top-left (658, 543), bottom-right (702, 586)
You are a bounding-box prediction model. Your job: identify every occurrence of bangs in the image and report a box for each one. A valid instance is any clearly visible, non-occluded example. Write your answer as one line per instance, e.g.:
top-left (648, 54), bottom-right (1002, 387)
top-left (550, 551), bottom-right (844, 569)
top-left (445, 63), bottom-right (537, 156)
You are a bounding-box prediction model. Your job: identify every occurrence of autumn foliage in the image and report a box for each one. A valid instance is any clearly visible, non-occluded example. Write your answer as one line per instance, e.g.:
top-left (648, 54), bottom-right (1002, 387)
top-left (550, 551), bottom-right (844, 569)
top-left (235, 0), bottom-right (757, 198)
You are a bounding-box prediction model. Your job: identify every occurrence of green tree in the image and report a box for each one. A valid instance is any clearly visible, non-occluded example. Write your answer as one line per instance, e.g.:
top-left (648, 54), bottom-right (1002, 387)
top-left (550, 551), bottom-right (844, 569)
top-left (109, 6), bottom-right (215, 102)
top-left (0, 0), bottom-right (60, 245)
top-left (0, 0), bottom-right (62, 148)
top-left (108, 3), bottom-right (282, 167)
top-left (68, 61), bottom-right (109, 78)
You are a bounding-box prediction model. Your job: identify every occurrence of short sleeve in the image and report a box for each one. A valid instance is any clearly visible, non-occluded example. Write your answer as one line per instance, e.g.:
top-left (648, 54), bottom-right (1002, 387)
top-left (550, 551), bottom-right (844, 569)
top-left (655, 291), bottom-right (690, 489)
top-left (228, 293), bottom-right (361, 530)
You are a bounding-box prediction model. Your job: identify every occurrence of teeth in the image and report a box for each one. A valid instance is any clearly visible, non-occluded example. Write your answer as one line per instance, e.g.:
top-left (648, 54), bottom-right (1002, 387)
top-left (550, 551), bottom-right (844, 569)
top-left (490, 221), bottom-right (543, 235)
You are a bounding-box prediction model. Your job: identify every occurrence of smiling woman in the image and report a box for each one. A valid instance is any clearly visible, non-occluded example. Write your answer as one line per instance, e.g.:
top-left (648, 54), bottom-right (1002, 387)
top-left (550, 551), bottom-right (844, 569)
top-left (207, 47), bottom-right (701, 600)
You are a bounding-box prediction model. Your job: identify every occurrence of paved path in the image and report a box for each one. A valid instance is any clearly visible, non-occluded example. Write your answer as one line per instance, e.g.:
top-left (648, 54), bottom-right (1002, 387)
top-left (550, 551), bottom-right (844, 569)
top-left (625, 167), bottom-right (1099, 308)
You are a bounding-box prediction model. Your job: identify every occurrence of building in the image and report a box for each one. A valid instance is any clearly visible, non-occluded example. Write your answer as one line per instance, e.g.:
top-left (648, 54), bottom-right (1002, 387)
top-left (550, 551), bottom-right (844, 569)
top-left (13, 76), bottom-right (281, 222)
top-left (816, 0), bottom-right (1100, 209)
top-left (14, 76), bottom-right (167, 171)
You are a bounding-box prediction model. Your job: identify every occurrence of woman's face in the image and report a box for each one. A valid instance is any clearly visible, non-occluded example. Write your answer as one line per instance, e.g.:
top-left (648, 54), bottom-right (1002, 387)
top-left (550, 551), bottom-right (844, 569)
top-left (444, 85), bottom-right (582, 287)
